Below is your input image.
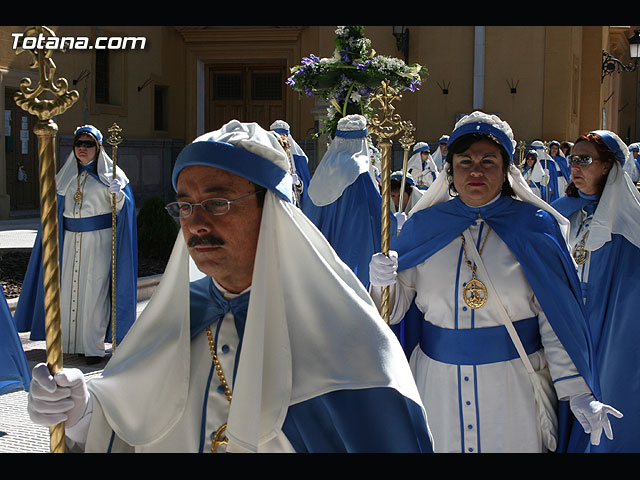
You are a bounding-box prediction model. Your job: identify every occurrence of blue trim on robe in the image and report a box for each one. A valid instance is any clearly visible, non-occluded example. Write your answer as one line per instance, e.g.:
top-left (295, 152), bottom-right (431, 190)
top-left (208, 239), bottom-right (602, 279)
top-left (187, 276), bottom-right (432, 453)
top-left (553, 195), bottom-right (640, 453)
top-left (0, 286), bottom-right (31, 394)
top-left (302, 172), bottom-right (397, 288)
top-left (390, 195), bottom-right (601, 452)
top-left (14, 178), bottom-right (138, 348)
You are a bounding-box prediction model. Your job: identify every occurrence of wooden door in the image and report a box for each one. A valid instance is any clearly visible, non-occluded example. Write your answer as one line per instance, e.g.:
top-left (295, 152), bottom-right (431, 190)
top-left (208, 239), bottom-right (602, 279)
top-left (206, 63), bottom-right (286, 132)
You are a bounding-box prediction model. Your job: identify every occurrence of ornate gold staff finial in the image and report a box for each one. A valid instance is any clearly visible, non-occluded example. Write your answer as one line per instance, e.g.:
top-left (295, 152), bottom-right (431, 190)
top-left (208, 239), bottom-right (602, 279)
top-left (106, 124), bottom-right (123, 353)
top-left (368, 81), bottom-right (414, 324)
top-left (517, 140), bottom-right (526, 172)
top-left (397, 124), bottom-right (416, 214)
top-left (14, 26), bottom-right (79, 454)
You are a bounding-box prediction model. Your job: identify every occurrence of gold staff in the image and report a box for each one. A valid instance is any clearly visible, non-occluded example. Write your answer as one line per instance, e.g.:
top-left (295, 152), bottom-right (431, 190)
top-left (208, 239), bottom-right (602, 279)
top-left (517, 140), bottom-right (526, 172)
top-left (106, 124), bottom-right (123, 351)
top-left (397, 125), bottom-right (416, 214)
top-left (14, 25), bottom-right (79, 453)
top-left (368, 81), bottom-right (415, 324)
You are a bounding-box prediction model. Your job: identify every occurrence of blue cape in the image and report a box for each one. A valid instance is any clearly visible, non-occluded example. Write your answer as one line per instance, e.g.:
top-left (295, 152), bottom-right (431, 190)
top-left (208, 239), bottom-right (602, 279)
top-left (390, 195), bottom-right (601, 452)
top-left (554, 195), bottom-right (640, 452)
top-left (552, 155), bottom-right (571, 183)
top-left (186, 276), bottom-right (433, 453)
top-left (302, 172), bottom-right (396, 288)
top-left (0, 286), bottom-right (31, 394)
top-left (14, 182), bottom-right (138, 348)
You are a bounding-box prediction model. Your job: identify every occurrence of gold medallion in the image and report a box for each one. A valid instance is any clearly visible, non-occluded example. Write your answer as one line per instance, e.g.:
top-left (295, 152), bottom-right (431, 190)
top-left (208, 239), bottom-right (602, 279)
top-left (73, 190), bottom-right (83, 203)
top-left (211, 423), bottom-right (229, 453)
top-left (573, 243), bottom-right (589, 266)
top-left (463, 275), bottom-right (488, 309)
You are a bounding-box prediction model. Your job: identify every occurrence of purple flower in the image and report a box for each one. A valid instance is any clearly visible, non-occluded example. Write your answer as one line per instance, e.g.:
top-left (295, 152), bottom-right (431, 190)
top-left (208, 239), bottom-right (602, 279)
top-left (356, 60), bottom-right (372, 71)
top-left (301, 54), bottom-right (320, 66)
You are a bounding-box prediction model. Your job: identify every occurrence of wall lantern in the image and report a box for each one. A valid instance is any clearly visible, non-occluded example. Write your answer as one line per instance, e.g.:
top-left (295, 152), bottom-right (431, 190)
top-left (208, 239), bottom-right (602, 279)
top-left (602, 29), bottom-right (640, 83)
top-left (392, 26), bottom-right (410, 64)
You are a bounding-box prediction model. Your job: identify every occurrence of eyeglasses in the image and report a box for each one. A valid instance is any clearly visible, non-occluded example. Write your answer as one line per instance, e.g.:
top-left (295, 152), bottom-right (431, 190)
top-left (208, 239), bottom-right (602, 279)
top-left (568, 155), bottom-right (594, 166)
top-left (75, 140), bottom-right (97, 148)
top-left (165, 189), bottom-right (266, 218)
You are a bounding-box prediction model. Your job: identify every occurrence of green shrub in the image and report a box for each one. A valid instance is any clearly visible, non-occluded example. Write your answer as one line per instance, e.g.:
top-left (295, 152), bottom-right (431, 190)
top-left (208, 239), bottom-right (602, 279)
top-left (136, 195), bottom-right (179, 260)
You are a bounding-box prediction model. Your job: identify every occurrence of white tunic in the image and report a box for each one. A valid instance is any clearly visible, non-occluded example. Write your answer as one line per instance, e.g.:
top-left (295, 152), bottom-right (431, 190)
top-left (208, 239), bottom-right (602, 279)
top-left (388, 218), bottom-right (589, 453)
top-left (59, 168), bottom-right (123, 356)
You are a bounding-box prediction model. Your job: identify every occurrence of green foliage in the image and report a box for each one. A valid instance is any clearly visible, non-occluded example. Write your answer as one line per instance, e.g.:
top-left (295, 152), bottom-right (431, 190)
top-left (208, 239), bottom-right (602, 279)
top-left (137, 195), bottom-right (179, 260)
top-left (287, 26), bottom-right (424, 139)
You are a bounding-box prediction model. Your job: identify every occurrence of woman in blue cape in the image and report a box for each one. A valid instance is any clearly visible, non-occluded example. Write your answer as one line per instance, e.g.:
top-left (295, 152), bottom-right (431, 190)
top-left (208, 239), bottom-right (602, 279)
top-left (550, 140), bottom-right (571, 184)
top-left (14, 125), bottom-right (137, 365)
top-left (1, 285), bottom-right (31, 394)
top-left (369, 111), bottom-right (621, 453)
top-left (532, 140), bottom-right (563, 203)
top-left (552, 130), bottom-right (640, 452)
top-left (521, 149), bottom-right (545, 198)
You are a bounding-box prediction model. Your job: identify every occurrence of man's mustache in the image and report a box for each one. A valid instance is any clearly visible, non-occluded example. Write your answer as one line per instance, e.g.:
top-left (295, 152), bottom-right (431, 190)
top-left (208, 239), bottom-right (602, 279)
top-left (187, 234), bottom-right (225, 248)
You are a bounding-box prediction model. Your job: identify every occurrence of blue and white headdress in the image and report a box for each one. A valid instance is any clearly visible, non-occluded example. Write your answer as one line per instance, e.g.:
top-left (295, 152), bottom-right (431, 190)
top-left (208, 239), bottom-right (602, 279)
top-left (172, 120), bottom-right (293, 203)
top-left (74, 124), bottom-right (103, 145)
top-left (589, 130), bottom-right (629, 167)
top-left (582, 130), bottom-right (640, 251)
top-left (406, 111), bottom-right (570, 240)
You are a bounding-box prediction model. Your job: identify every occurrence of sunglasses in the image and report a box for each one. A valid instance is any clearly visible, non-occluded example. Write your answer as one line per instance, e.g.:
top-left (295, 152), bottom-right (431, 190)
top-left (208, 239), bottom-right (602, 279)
top-left (75, 140), bottom-right (97, 148)
top-left (568, 155), bottom-right (594, 166)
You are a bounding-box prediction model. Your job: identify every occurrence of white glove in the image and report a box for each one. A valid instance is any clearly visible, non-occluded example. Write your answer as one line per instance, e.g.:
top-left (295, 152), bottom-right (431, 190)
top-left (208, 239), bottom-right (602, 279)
top-left (369, 251), bottom-right (398, 287)
top-left (570, 393), bottom-right (623, 445)
top-left (394, 212), bottom-right (407, 230)
top-left (109, 178), bottom-right (123, 194)
top-left (541, 170), bottom-right (550, 186)
top-left (27, 363), bottom-right (89, 429)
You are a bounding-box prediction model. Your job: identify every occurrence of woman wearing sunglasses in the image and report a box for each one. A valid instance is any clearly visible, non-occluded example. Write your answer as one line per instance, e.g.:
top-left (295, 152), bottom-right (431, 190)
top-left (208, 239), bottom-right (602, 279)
top-left (552, 130), bottom-right (640, 452)
top-left (14, 125), bottom-right (138, 365)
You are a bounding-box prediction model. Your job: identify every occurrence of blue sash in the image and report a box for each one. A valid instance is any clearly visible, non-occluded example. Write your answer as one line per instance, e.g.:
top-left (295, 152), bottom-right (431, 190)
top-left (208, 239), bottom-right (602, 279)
top-left (63, 213), bottom-right (112, 232)
top-left (420, 316), bottom-right (541, 365)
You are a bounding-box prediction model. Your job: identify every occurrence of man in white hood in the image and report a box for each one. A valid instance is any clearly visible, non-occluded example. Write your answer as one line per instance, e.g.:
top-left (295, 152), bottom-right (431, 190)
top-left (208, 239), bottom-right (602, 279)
top-left (27, 120), bottom-right (432, 453)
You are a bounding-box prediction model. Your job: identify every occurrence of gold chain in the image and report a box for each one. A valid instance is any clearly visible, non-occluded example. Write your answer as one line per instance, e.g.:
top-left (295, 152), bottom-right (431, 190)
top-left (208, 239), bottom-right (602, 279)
top-left (74, 171), bottom-right (89, 203)
top-left (206, 325), bottom-right (232, 453)
top-left (460, 226), bottom-right (491, 309)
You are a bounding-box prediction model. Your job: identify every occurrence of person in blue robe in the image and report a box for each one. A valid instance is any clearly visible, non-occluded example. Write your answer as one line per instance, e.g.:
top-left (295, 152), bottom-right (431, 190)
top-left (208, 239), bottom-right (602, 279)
top-left (0, 285), bottom-right (31, 395)
top-left (521, 149), bottom-right (545, 198)
top-left (14, 125), bottom-right (137, 364)
top-left (553, 129), bottom-right (640, 452)
top-left (270, 120), bottom-right (312, 210)
top-left (623, 142), bottom-right (640, 182)
top-left (26, 119), bottom-right (432, 453)
top-left (532, 140), bottom-right (562, 202)
top-left (369, 111), bottom-right (621, 453)
top-left (550, 140), bottom-right (571, 184)
top-left (303, 114), bottom-right (395, 288)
